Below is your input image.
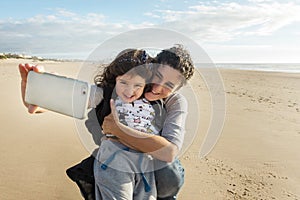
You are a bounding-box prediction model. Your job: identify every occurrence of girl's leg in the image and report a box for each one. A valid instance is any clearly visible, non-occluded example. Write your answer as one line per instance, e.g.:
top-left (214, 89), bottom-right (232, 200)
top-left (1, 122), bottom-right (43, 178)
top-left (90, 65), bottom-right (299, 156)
top-left (94, 158), bottom-right (134, 200)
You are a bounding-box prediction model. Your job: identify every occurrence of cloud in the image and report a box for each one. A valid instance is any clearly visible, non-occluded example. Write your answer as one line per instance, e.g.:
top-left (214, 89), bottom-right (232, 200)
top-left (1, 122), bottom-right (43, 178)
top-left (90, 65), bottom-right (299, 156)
top-left (144, 12), bottom-right (161, 19)
top-left (149, 1), bottom-right (300, 42)
top-left (0, 8), bottom-right (139, 58)
top-left (1, 1), bottom-right (300, 60)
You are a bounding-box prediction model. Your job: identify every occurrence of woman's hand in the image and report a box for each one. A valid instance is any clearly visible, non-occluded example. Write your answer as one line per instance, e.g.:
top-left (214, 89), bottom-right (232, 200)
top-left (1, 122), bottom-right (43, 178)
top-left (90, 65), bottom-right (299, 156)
top-left (102, 99), bottom-right (178, 162)
top-left (19, 63), bottom-right (46, 114)
top-left (102, 100), bottom-right (142, 150)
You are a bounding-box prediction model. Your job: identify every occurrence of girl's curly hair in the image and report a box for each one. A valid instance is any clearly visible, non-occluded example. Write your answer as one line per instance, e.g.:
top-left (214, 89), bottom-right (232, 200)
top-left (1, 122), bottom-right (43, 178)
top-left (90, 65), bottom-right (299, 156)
top-left (94, 49), bottom-right (154, 88)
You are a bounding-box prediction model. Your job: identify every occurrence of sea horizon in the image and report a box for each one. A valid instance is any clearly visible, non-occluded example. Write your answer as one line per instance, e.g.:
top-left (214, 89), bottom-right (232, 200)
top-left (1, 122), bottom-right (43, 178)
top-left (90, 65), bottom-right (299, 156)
top-left (2, 52), bottom-right (300, 74)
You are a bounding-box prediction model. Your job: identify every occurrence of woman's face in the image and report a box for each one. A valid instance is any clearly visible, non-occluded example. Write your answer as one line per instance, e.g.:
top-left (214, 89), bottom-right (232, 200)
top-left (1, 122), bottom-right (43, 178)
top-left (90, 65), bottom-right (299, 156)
top-left (144, 65), bottom-right (183, 101)
top-left (115, 73), bottom-right (146, 103)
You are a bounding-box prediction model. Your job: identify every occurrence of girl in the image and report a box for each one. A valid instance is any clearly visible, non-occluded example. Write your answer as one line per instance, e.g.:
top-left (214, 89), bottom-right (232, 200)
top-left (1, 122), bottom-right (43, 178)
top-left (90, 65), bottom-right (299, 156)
top-left (93, 49), bottom-right (159, 199)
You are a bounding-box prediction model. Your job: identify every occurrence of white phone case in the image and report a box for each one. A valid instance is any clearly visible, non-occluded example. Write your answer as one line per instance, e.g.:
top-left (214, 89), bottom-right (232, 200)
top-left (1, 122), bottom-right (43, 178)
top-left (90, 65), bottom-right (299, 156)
top-left (25, 71), bottom-right (90, 119)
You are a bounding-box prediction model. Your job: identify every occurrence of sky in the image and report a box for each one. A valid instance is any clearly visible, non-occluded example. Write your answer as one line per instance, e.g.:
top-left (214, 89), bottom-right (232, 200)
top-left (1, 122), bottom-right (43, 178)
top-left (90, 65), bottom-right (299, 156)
top-left (1, 0), bottom-right (300, 63)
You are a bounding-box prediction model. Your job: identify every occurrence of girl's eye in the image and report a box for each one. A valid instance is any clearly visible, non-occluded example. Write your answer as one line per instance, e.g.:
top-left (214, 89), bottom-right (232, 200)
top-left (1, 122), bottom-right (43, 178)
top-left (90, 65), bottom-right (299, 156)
top-left (120, 81), bottom-right (127, 85)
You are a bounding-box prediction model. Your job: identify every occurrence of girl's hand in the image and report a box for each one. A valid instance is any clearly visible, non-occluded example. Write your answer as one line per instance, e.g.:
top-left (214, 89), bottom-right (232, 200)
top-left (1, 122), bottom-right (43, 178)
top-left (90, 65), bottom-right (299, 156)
top-left (18, 63), bottom-right (46, 114)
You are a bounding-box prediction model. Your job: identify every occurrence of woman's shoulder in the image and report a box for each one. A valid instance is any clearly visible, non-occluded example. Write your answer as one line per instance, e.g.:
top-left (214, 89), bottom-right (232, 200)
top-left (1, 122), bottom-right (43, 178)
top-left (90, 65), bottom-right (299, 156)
top-left (163, 92), bottom-right (187, 110)
top-left (164, 92), bottom-right (187, 103)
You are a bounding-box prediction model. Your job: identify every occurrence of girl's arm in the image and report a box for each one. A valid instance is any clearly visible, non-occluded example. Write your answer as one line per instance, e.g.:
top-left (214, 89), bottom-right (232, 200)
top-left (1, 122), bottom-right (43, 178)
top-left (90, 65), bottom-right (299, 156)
top-left (19, 63), bottom-right (47, 113)
top-left (19, 64), bottom-right (102, 113)
top-left (88, 85), bottom-right (103, 109)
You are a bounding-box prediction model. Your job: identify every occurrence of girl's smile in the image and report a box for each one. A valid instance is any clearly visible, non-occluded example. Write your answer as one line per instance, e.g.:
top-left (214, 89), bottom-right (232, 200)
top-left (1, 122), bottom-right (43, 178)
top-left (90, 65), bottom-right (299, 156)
top-left (115, 73), bottom-right (146, 103)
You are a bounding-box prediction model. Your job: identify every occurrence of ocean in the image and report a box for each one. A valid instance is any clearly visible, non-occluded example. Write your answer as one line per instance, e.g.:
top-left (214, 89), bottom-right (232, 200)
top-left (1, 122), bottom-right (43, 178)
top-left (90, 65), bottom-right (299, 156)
top-left (32, 51), bottom-right (300, 74)
top-left (213, 63), bottom-right (300, 74)
top-left (33, 51), bottom-right (300, 74)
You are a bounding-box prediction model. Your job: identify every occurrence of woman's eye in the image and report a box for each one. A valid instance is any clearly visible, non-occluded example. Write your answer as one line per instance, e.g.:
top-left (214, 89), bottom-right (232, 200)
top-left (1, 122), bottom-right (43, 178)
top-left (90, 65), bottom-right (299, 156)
top-left (165, 83), bottom-right (174, 90)
top-left (153, 75), bottom-right (161, 81)
top-left (155, 72), bottom-right (163, 80)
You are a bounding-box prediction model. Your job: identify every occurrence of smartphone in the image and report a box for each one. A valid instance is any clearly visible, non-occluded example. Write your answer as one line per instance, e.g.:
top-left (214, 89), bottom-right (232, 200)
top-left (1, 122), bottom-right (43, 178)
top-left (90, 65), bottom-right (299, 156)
top-left (25, 71), bottom-right (90, 119)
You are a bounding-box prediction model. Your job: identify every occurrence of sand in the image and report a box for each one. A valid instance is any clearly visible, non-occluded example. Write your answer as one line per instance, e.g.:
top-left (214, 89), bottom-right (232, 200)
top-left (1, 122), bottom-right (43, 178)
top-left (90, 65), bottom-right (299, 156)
top-left (0, 59), bottom-right (299, 200)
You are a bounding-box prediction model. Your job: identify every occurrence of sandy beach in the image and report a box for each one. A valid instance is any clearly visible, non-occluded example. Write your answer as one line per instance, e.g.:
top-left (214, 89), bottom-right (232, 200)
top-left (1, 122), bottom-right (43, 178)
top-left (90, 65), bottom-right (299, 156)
top-left (0, 59), bottom-right (299, 200)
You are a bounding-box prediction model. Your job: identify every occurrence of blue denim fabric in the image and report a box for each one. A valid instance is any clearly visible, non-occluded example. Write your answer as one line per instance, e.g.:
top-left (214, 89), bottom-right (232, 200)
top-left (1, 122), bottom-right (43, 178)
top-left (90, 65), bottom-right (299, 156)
top-left (155, 159), bottom-right (185, 200)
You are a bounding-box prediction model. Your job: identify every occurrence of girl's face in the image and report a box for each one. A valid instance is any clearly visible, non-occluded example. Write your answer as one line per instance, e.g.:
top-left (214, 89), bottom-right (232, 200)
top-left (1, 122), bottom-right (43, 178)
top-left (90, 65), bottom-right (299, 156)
top-left (144, 65), bottom-right (183, 101)
top-left (115, 73), bottom-right (146, 103)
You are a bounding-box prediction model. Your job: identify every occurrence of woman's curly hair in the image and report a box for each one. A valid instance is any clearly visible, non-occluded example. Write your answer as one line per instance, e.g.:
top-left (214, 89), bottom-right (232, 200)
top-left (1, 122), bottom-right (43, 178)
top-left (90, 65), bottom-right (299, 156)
top-left (154, 44), bottom-right (195, 85)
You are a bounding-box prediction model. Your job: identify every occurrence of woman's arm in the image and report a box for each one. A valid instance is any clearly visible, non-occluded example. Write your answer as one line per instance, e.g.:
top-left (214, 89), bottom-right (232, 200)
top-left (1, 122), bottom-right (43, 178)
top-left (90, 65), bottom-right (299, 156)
top-left (102, 94), bottom-right (188, 162)
top-left (103, 114), bottom-right (178, 162)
